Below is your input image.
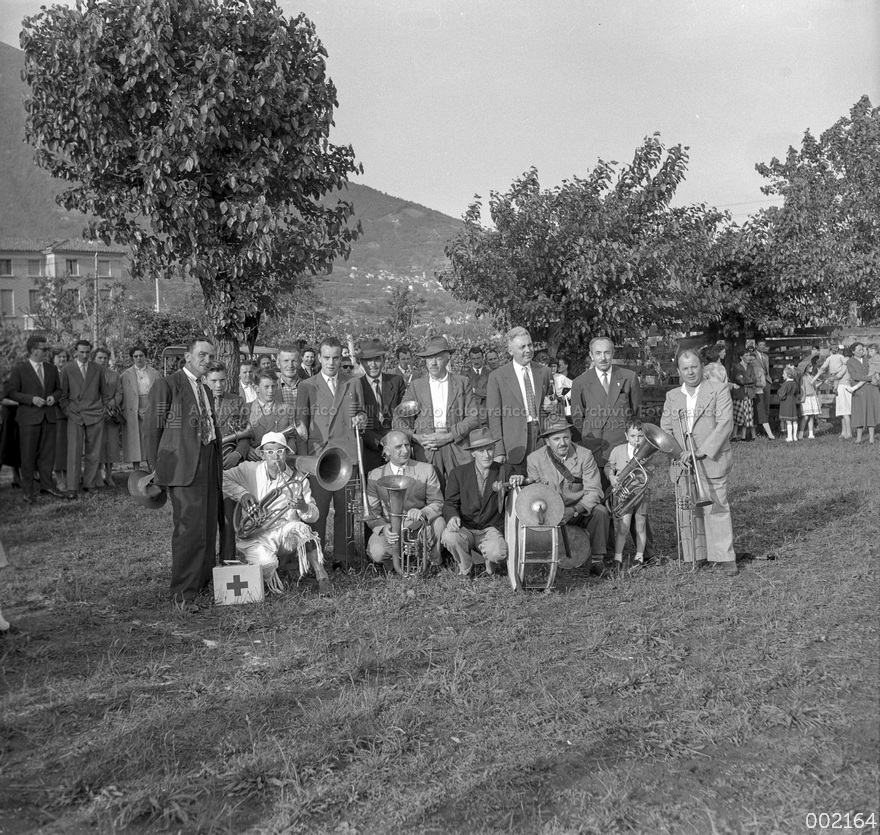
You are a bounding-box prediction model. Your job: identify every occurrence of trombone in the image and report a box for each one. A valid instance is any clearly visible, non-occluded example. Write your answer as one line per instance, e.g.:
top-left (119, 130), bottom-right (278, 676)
top-left (675, 411), bottom-right (713, 569)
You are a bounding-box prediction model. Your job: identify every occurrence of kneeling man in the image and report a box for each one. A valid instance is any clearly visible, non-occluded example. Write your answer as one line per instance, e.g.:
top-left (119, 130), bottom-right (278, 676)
top-left (526, 417), bottom-right (610, 568)
top-left (366, 430), bottom-right (445, 568)
top-left (442, 427), bottom-right (510, 577)
top-left (222, 432), bottom-right (332, 596)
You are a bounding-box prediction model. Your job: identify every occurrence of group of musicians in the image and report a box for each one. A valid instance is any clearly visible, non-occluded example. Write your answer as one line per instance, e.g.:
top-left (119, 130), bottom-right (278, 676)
top-left (140, 329), bottom-right (736, 611)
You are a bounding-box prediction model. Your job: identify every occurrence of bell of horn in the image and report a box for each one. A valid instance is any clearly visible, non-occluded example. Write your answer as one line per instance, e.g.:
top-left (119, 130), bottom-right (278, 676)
top-left (295, 445), bottom-right (353, 492)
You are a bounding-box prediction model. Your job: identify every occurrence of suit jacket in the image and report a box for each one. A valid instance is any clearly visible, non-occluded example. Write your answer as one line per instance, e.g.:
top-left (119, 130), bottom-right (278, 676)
top-left (8, 360), bottom-right (61, 425)
top-left (365, 459), bottom-right (443, 530)
top-left (295, 372), bottom-right (365, 460)
top-left (143, 370), bottom-right (223, 487)
top-left (527, 444), bottom-right (604, 514)
top-left (660, 380), bottom-right (733, 479)
top-left (60, 360), bottom-right (109, 425)
top-left (570, 365), bottom-right (641, 467)
top-left (248, 398), bottom-right (295, 448)
top-left (390, 365), bottom-right (416, 386)
top-left (360, 373), bottom-right (406, 472)
top-left (464, 366), bottom-right (491, 407)
top-left (443, 460), bottom-right (510, 531)
top-left (216, 393), bottom-right (251, 461)
top-left (485, 361), bottom-right (556, 465)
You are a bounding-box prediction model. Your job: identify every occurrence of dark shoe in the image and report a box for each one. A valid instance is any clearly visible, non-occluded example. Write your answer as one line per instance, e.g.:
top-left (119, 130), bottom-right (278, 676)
top-left (22, 494), bottom-right (36, 504)
top-left (174, 598), bottom-right (205, 613)
top-left (40, 488), bottom-right (70, 500)
top-left (0, 624), bottom-right (23, 638)
top-left (317, 578), bottom-right (334, 597)
top-left (722, 562), bottom-right (739, 577)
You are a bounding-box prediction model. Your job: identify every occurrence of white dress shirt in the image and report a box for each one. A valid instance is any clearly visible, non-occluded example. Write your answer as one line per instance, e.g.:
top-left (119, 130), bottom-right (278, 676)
top-left (513, 361), bottom-right (536, 422)
top-left (428, 374), bottom-right (449, 430)
top-left (681, 383), bottom-right (701, 433)
top-left (183, 366), bottom-right (216, 441)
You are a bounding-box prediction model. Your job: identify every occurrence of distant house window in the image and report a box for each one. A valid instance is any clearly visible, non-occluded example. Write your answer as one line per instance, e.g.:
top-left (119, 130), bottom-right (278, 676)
top-left (0, 260), bottom-right (11, 276)
top-left (0, 289), bottom-right (13, 316)
top-left (97, 259), bottom-right (111, 277)
top-left (28, 259), bottom-right (42, 276)
top-left (66, 259), bottom-right (79, 276)
top-left (99, 287), bottom-right (112, 302)
top-left (29, 290), bottom-right (41, 312)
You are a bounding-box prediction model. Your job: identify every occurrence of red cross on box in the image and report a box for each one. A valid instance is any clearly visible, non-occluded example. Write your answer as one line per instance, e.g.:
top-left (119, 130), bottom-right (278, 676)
top-left (213, 563), bottom-right (264, 605)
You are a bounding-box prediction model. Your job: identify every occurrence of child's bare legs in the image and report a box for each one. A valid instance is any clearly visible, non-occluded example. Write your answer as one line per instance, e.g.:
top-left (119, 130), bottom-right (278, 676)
top-left (633, 514), bottom-right (647, 562)
top-left (613, 512), bottom-right (632, 562)
top-left (869, 427), bottom-right (876, 444)
top-left (840, 415), bottom-right (852, 439)
top-left (807, 417), bottom-right (815, 438)
top-left (854, 427), bottom-right (864, 443)
top-left (798, 415), bottom-right (807, 439)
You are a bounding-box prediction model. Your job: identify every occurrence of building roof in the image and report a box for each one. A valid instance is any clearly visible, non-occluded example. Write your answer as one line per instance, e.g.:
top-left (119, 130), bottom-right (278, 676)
top-left (0, 237), bottom-right (127, 255)
top-left (0, 237), bottom-right (53, 252)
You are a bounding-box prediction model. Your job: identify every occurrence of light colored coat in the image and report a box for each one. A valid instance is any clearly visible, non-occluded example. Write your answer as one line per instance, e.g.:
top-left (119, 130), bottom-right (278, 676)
top-left (365, 459), bottom-right (444, 530)
top-left (120, 364), bottom-right (160, 461)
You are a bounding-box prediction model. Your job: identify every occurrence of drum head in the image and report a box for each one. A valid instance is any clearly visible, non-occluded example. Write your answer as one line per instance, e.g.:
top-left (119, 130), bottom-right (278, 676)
top-left (557, 524), bottom-right (590, 569)
top-left (515, 484), bottom-right (564, 527)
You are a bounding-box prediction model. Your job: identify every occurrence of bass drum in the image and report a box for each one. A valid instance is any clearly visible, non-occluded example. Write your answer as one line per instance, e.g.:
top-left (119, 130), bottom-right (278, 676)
top-left (504, 484), bottom-right (561, 592)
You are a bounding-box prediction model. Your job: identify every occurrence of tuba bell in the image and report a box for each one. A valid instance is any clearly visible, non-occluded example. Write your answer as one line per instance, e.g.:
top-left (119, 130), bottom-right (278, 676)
top-left (294, 445), bottom-right (353, 492)
top-left (611, 423), bottom-right (683, 519)
top-left (376, 474), bottom-right (419, 575)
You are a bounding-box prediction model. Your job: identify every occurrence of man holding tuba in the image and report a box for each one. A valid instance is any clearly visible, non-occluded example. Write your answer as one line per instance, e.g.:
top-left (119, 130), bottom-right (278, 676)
top-left (365, 430), bottom-right (445, 570)
top-left (222, 431), bottom-right (332, 596)
top-left (661, 349), bottom-right (737, 575)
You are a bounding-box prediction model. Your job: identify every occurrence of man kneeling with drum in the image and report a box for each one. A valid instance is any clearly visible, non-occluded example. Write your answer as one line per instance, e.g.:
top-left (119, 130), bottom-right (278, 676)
top-left (222, 431), bottom-right (332, 596)
top-left (526, 417), bottom-right (610, 570)
top-left (366, 430), bottom-right (445, 570)
top-left (442, 427), bottom-right (511, 577)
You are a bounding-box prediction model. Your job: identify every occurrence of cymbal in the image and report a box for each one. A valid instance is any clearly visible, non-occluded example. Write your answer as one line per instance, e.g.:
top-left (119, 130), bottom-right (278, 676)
top-left (514, 483), bottom-right (563, 527)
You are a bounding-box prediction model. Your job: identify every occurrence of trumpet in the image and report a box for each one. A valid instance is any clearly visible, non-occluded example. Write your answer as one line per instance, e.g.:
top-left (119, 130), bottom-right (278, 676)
top-left (611, 423), bottom-right (683, 518)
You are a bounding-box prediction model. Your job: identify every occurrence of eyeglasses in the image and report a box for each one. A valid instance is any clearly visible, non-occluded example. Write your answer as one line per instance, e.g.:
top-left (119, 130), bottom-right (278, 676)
top-left (262, 448), bottom-right (287, 457)
top-left (341, 364), bottom-right (353, 370)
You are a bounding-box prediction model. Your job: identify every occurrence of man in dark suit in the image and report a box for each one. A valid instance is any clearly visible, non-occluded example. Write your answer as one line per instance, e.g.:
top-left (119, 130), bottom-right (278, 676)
top-left (8, 333), bottom-right (67, 503)
top-left (397, 336), bottom-right (479, 484)
top-left (441, 428), bottom-right (511, 577)
top-left (295, 337), bottom-right (366, 565)
top-left (485, 326), bottom-right (557, 473)
top-left (464, 345), bottom-right (491, 421)
top-left (144, 338), bottom-right (223, 608)
top-left (60, 339), bottom-right (109, 493)
top-left (357, 338), bottom-right (405, 473)
top-left (570, 337), bottom-right (642, 479)
top-left (389, 344), bottom-right (416, 386)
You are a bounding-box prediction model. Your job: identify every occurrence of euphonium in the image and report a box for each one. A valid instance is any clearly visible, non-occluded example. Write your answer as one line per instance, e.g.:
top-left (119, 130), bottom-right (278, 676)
top-left (612, 423), bottom-right (683, 518)
top-left (376, 474), bottom-right (417, 574)
top-left (222, 425), bottom-right (255, 455)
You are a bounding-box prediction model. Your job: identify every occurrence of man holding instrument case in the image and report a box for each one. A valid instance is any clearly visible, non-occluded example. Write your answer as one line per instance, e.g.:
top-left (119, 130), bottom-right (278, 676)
top-left (661, 350), bottom-right (737, 575)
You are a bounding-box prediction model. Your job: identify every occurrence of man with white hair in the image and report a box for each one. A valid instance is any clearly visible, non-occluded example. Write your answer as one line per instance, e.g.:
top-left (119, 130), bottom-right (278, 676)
top-left (222, 431), bottom-right (332, 596)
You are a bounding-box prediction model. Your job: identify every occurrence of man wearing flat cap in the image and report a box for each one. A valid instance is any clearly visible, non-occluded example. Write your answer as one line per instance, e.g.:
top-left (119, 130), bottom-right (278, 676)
top-left (526, 417), bottom-right (610, 571)
top-left (395, 335), bottom-right (479, 484)
top-left (357, 338), bottom-right (406, 473)
top-left (442, 428), bottom-right (512, 577)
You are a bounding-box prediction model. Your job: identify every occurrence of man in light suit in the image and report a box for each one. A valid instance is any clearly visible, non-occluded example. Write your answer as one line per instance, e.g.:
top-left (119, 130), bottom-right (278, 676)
top-left (661, 349), bottom-right (737, 575)
top-left (295, 336), bottom-right (366, 565)
top-left (570, 337), bottom-right (642, 478)
top-left (60, 339), bottom-right (109, 493)
top-left (144, 338), bottom-right (223, 607)
top-left (485, 327), bottom-right (557, 473)
top-left (365, 430), bottom-right (445, 568)
top-left (396, 336), bottom-right (479, 485)
top-left (357, 338), bottom-right (406, 474)
top-left (8, 333), bottom-right (68, 503)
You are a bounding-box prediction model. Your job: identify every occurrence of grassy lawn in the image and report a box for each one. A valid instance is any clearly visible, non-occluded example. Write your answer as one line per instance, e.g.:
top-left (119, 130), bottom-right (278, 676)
top-left (1, 434), bottom-right (878, 835)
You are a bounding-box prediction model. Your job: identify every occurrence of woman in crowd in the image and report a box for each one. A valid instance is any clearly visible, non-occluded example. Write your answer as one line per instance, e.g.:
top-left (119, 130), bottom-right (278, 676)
top-left (93, 346), bottom-right (124, 486)
top-left (703, 344), bottom-right (729, 386)
top-left (834, 346), bottom-right (854, 440)
top-left (120, 343), bottom-right (159, 469)
top-left (51, 346), bottom-right (70, 490)
top-left (846, 342), bottom-right (879, 445)
top-left (730, 347), bottom-right (757, 442)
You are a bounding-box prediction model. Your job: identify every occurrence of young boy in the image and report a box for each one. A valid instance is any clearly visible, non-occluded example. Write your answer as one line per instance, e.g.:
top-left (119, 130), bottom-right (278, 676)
top-left (604, 419), bottom-right (652, 566)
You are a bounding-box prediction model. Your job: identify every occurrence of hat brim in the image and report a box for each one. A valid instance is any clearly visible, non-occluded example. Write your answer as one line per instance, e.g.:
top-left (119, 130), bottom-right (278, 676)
top-left (465, 437), bottom-right (497, 450)
top-left (127, 469), bottom-right (167, 509)
top-left (359, 349), bottom-right (386, 359)
top-left (416, 348), bottom-right (455, 358)
top-left (257, 439), bottom-right (295, 453)
top-left (539, 423), bottom-right (572, 439)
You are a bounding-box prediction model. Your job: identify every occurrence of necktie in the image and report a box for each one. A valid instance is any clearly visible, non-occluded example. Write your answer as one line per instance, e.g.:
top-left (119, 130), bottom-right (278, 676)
top-left (36, 363), bottom-right (44, 388)
top-left (601, 372), bottom-right (610, 393)
top-left (198, 384), bottom-right (213, 445)
top-left (80, 362), bottom-right (87, 379)
top-left (328, 376), bottom-right (337, 396)
top-left (523, 367), bottom-right (537, 420)
top-left (372, 378), bottom-right (382, 409)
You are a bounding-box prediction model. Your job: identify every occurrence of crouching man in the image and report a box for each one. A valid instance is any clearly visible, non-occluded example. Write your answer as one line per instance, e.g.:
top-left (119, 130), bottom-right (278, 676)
top-left (222, 431), bottom-right (332, 596)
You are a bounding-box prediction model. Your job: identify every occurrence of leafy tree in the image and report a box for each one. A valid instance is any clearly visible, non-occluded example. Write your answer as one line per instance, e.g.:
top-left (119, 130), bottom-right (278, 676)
top-left (438, 135), bottom-right (727, 359)
top-left (20, 0), bottom-right (361, 375)
top-left (118, 305), bottom-right (204, 367)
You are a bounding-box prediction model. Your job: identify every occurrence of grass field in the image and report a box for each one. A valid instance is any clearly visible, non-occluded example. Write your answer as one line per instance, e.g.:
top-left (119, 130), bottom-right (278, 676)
top-left (1, 433), bottom-right (878, 835)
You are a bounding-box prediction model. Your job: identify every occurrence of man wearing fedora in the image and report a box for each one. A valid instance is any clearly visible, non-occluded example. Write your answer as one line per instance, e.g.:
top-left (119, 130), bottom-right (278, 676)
top-left (357, 338), bottom-right (406, 473)
top-left (144, 338), bottom-right (223, 610)
top-left (295, 336), bottom-right (366, 566)
top-left (222, 431), bottom-right (331, 596)
top-left (526, 417), bottom-right (610, 570)
top-left (486, 326), bottom-right (558, 472)
top-left (396, 336), bottom-right (479, 484)
top-left (441, 428), bottom-right (512, 577)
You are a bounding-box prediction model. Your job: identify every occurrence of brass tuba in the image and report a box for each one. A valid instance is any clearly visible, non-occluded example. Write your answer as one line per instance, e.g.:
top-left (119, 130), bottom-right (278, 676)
top-left (234, 446), bottom-right (352, 540)
top-left (611, 423), bottom-right (683, 519)
top-left (222, 426), bottom-right (255, 455)
top-left (376, 474), bottom-right (418, 574)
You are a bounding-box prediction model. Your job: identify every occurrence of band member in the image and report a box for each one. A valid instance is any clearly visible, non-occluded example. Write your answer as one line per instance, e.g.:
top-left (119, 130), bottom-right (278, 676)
top-left (295, 337), bottom-right (366, 563)
top-left (526, 417), bottom-right (610, 570)
top-left (207, 361), bottom-right (251, 562)
top-left (570, 337), bottom-right (641, 476)
top-left (605, 419), bottom-right (653, 566)
top-left (398, 336), bottom-right (479, 484)
top-left (357, 338), bottom-right (405, 473)
top-left (144, 338), bottom-right (223, 608)
top-left (464, 346), bottom-right (491, 415)
top-left (60, 339), bottom-right (109, 493)
top-left (441, 428), bottom-right (511, 577)
top-left (222, 431), bottom-right (331, 596)
top-left (391, 344), bottom-right (415, 385)
top-left (365, 430), bottom-right (444, 568)
top-left (246, 369), bottom-right (297, 453)
top-left (120, 343), bottom-right (160, 470)
top-left (661, 349), bottom-right (737, 575)
top-left (8, 334), bottom-right (66, 503)
top-left (485, 327), bottom-right (557, 472)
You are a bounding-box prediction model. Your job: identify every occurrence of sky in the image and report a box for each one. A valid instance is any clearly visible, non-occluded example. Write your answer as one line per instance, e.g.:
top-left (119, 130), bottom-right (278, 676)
top-left (2, 0), bottom-right (877, 222)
